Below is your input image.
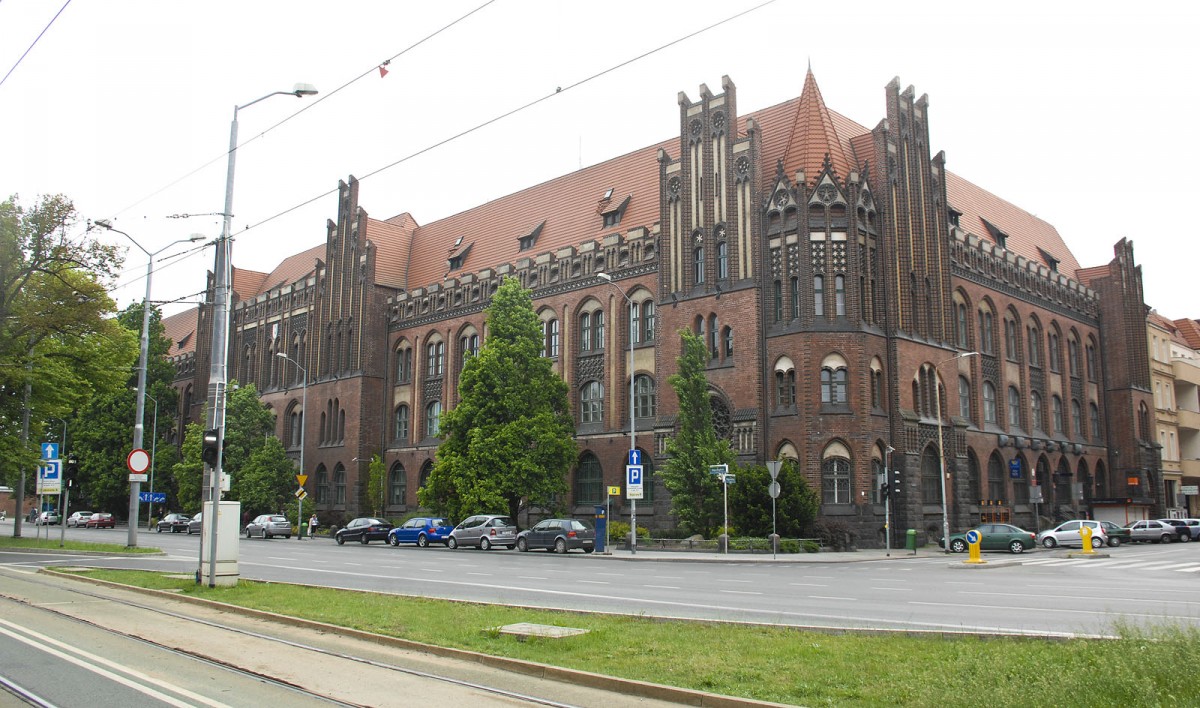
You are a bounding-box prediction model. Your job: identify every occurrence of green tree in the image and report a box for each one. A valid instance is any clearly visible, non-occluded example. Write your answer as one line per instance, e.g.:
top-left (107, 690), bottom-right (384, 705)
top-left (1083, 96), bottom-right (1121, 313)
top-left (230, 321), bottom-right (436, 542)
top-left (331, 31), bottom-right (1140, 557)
top-left (0, 194), bottom-right (131, 513)
top-left (235, 436), bottom-right (296, 518)
top-left (365, 454), bottom-right (386, 517)
top-left (727, 459), bottom-right (819, 538)
top-left (419, 277), bottom-right (575, 522)
top-left (67, 301), bottom-right (179, 517)
top-left (174, 422), bottom-right (205, 513)
top-left (660, 329), bottom-right (736, 536)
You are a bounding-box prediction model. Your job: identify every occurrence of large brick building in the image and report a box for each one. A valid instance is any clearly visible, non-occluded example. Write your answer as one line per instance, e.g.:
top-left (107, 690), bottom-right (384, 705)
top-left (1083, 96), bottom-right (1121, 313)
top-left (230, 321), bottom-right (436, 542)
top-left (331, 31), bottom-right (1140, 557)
top-left (162, 70), bottom-right (1159, 544)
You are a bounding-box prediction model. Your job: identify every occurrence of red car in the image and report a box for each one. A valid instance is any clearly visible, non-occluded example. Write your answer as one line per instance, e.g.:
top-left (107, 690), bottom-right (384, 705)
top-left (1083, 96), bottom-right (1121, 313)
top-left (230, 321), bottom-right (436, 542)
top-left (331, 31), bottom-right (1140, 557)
top-left (85, 512), bottom-right (115, 529)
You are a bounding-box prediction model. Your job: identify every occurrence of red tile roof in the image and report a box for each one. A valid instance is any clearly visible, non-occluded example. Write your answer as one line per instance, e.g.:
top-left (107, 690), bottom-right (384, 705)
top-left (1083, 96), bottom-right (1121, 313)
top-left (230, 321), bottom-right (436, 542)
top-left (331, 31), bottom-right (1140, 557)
top-left (780, 70), bottom-right (853, 183)
top-left (161, 309), bottom-right (198, 358)
top-left (231, 267), bottom-right (268, 301)
top-left (258, 244), bottom-right (325, 294)
top-left (1173, 318), bottom-right (1200, 351)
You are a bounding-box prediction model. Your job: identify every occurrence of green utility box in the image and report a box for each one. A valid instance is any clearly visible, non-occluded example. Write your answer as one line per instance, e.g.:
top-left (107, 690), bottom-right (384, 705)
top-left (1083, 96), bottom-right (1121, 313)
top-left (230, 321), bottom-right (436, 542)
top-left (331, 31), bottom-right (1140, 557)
top-left (905, 529), bottom-right (918, 552)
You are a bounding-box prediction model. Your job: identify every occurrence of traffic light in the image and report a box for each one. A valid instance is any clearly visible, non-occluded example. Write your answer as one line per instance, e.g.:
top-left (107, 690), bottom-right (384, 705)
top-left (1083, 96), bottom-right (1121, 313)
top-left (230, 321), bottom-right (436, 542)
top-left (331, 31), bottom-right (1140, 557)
top-left (202, 429), bottom-right (221, 466)
top-left (888, 468), bottom-right (902, 499)
top-left (65, 456), bottom-right (79, 486)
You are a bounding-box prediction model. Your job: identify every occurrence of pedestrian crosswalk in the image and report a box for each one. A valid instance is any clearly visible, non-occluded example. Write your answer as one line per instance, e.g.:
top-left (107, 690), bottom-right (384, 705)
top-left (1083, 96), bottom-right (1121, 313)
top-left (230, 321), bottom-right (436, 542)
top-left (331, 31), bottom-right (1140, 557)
top-left (1016, 557), bottom-right (1200, 573)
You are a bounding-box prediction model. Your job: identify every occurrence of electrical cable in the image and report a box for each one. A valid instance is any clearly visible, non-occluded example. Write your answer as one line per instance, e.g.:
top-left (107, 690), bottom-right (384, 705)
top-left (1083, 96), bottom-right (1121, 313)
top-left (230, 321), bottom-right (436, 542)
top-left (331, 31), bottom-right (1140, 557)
top-left (0, 0), bottom-right (73, 91)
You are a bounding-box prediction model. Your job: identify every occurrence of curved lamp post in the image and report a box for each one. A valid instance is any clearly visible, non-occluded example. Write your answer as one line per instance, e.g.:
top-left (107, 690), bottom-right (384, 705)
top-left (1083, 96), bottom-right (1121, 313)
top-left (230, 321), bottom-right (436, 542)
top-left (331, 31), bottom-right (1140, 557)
top-left (205, 83), bottom-right (317, 586)
top-left (595, 272), bottom-right (638, 555)
top-left (934, 351), bottom-right (979, 553)
top-left (94, 219), bottom-right (205, 546)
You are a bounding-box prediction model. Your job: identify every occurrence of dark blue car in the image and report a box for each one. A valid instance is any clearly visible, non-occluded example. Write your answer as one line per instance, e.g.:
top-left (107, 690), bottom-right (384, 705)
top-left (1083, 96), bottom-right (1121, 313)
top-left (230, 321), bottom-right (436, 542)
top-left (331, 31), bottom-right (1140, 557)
top-left (388, 517), bottom-right (453, 547)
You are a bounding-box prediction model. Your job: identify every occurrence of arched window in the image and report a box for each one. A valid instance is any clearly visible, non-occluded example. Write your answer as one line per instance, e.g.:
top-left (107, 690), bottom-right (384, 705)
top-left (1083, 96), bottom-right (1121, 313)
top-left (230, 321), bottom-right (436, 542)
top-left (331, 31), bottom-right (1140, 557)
top-left (834, 274), bottom-right (846, 316)
top-left (1071, 399), bottom-right (1083, 437)
top-left (426, 340), bottom-right (444, 377)
top-left (395, 346), bottom-right (413, 383)
top-left (389, 463), bottom-right (407, 507)
top-left (1031, 391), bottom-right (1044, 431)
top-left (708, 314), bottom-right (719, 360)
top-left (287, 401), bottom-right (303, 448)
top-left (988, 454), bottom-right (1006, 503)
top-left (630, 301), bottom-right (641, 344)
top-left (594, 310), bottom-right (605, 349)
top-left (1068, 337), bottom-right (1080, 377)
top-left (716, 241), bottom-right (729, 280)
top-left (460, 333), bottom-right (479, 370)
top-left (580, 312), bottom-right (592, 351)
top-left (983, 382), bottom-right (998, 424)
top-left (871, 362), bottom-right (884, 410)
top-left (790, 277), bottom-right (800, 319)
top-left (776, 370), bottom-right (795, 407)
top-left (542, 318), bottom-right (560, 357)
top-left (418, 461), bottom-right (433, 488)
top-left (694, 247), bottom-right (705, 284)
top-left (1013, 457), bottom-right (1029, 504)
top-left (334, 465), bottom-right (346, 505)
top-left (1048, 331), bottom-right (1061, 372)
top-left (424, 400), bottom-right (442, 438)
top-left (1027, 324), bottom-right (1042, 367)
top-left (1008, 386), bottom-right (1021, 429)
top-left (1089, 402), bottom-right (1101, 438)
top-left (814, 275), bottom-right (825, 317)
top-left (1086, 340), bottom-right (1098, 381)
top-left (955, 300), bottom-right (969, 349)
top-left (1138, 402), bottom-right (1150, 441)
top-left (575, 453), bottom-right (602, 505)
top-left (978, 308), bottom-right (995, 355)
top-left (316, 465), bottom-right (329, 504)
top-left (968, 452), bottom-right (981, 503)
top-left (634, 375), bottom-right (656, 418)
top-left (1004, 317), bottom-right (1019, 360)
top-left (581, 381), bottom-right (603, 424)
top-left (641, 301), bottom-right (655, 342)
top-left (722, 326), bottom-right (734, 359)
top-left (822, 456), bottom-right (851, 505)
top-left (1052, 395), bottom-right (1064, 434)
top-left (821, 368), bottom-right (848, 405)
top-left (394, 404), bottom-right (409, 443)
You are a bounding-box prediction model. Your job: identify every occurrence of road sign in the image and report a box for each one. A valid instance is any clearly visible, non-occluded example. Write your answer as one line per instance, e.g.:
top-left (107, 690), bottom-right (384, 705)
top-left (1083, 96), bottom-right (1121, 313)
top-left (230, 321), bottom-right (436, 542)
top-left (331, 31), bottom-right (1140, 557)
top-left (1183, 485), bottom-right (1199, 496)
top-left (139, 492), bottom-right (167, 503)
top-left (607, 486), bottom-right (621, 496)
top-left (127, 448), bottom-right (150, 474)
top-left (966, 529), bottom-right (980, 545)
top-left (1029, 485), bottom-right (1044, 503)
top-left (41, 442), bottom-right (59, 460)
top-left (295, 487), bottom-right (308, 500)
top-left (709, 464), bottom-right (728, 476)
top-left (296, 474), bottom-right (308, 487)
top-left (129, 474), bottom-right (148, 483)
top-left (766, 460), bottom-right (781, 480)
top-left (723, 473), bottom-right (736, 485)
top-left (628, 449), bottom-right (642, 466)
top-left (626, 464), bottom-right (644, 500)
top-left (37, 460), bottom-right (61, 495)
top-left (768, 481), bottom-right (780, 498)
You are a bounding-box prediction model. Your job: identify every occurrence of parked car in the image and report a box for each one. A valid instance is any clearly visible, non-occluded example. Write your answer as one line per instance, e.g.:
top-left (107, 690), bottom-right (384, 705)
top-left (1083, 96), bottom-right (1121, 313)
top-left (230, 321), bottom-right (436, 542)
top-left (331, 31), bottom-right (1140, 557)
top-left (65, 511), bottom-right (93, 528)
top-left (447, 514), bottom-right (517, 550)
top-left (335, 517), bottom-right (394, 545)
top-left (85, 512), bottom-right (115, 529)
top-left (35, 511), bottom-right (60, 525)
top-left (246, 514), bottom-right (292, 539)
top-left (516, 518), bottom-right (597, 554)
top-left (156, 513), bottom-right (191, 533)
top-left (187, 512), bottom-right (203, 535)
top-left (1125, 519), bottom-right (1178, 543)
top-left (1175, 519), bottom-right (1200, 541)
top-left (938, 523), bottom-right (1037, 554)
top-left (387, 517), bottom-right (453, 547)
top-left (1156, 519), bottom-right (1194, 543)
top-left (1037, 520), bottom-right (1107, 549)
top-left (1098, 520), bottom-right (1130, 547)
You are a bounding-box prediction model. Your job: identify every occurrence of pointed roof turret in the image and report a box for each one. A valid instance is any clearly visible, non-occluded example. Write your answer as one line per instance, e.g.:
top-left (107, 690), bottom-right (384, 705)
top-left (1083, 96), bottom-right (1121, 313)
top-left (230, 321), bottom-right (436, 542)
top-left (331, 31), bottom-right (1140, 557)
top-left (781, 68), bottom-right (853, 186)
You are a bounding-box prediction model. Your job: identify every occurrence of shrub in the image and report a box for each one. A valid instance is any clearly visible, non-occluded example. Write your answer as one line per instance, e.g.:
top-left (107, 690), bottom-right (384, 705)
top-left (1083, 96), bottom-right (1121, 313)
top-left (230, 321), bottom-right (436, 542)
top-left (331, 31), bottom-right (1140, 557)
top-left (606, 521), bottom-right (650, 540)
top-left (811, 519), bottom-right (856, 551)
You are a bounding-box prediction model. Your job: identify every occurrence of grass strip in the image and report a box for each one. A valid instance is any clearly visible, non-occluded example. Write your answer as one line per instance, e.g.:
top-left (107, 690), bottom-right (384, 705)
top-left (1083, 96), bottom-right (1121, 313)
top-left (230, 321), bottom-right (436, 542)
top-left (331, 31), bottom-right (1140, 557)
top-left (0, 537), bottom-right (161, 554)
top-left (61, 568), bottom-right (1199, 707)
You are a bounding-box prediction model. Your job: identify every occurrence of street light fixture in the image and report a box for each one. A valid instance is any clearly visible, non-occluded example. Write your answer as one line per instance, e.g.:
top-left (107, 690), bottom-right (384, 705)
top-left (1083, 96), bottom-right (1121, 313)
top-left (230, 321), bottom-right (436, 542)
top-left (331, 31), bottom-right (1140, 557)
top-left (205, 83), bottom-right (317, 586)
top-left (277, 352), bottom-right (306, 533)
top-left (94, 219), bottom-right (206, 546)
top-left (595, 272), bottom-right (639, 555)
top-left (934, 351), bottom-right (979, 554)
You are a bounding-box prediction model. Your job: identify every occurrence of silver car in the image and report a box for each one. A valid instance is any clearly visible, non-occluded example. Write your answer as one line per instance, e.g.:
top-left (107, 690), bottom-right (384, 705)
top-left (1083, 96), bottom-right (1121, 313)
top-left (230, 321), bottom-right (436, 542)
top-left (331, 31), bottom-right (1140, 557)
top-left (245, 514), bottom-right (292, 539)
top-left (447, 514), bottom-right (517, 550)
top-left (1037, 519), bottom-right (1107, 549)
top-left (1125, 519), bottom-right (1178, 544)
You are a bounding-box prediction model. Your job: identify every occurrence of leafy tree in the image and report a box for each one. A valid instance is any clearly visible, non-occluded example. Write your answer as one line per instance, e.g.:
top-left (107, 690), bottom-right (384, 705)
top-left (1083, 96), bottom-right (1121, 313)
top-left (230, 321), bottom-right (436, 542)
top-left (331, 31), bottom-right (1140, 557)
top-left (174, 422), bottom-right (205, 513)
top-left (660, 329), bottom-right (736, 536)
top-left (0, 194), bottom-right (131, 523)
top-left (419, 277), bottom-right (575, 522)
top-left (365, 454), bottom-right (386, 517)
top-left (67, 301), bottom-right (179, 517)
top-left (235, 436), bottom-right (296, 517)
top-left (727, 459), bottom-right (819, 538)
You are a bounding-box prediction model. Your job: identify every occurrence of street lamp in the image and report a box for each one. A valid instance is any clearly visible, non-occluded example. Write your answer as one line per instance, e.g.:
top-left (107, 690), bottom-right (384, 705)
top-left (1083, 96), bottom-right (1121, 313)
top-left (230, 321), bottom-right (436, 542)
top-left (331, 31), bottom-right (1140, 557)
top-left (933, 351), bottom-right (979, 553)
top-left (595, 272), bottom-right (638, 555)
top-left (205, 83), bottom-right (317, 587)
top-left (94, 219), bottom-right (205, 546)
top-left (277, 352), bottom-right (306, 535)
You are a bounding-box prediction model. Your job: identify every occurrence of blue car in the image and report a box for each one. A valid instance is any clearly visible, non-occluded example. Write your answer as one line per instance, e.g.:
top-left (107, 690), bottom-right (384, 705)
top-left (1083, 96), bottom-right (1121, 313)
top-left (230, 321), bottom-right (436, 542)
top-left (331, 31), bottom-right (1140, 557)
top-left (388, 517), bottom-right (453, 547)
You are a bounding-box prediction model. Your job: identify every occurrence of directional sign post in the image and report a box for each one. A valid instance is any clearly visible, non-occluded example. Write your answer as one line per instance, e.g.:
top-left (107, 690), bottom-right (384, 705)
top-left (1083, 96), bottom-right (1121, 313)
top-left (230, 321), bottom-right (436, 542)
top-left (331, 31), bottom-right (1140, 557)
top-left (626, 465), bottom-right (644, 500)
top-left (37, 460), bottom-right (61, 495)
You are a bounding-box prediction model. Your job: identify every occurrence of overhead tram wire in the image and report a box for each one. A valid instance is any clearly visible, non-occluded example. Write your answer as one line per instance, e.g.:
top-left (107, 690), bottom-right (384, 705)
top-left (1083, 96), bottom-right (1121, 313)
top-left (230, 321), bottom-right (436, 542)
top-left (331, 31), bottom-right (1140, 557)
top-left (240, 0), bottom-right (777, 234)
top-left (109, 0), bottom-right (499, 220)
top-left (0, 0), bottom-right (73, 91)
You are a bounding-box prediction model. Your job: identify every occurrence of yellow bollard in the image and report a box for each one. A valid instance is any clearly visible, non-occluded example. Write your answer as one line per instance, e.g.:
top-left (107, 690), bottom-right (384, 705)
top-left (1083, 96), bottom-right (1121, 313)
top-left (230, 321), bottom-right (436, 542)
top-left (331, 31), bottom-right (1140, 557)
top-left (1080, 524), bottom-right (1095, 555)
top-left (965, 529), bottom-right (986, 564)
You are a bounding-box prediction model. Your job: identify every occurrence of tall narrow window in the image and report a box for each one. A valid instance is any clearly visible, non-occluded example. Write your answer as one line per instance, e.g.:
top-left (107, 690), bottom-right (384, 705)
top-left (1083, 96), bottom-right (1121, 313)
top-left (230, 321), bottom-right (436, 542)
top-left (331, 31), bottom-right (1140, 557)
top-left (1028, 326), bottom-right (1042, 367)
top-left (834, 274), bottom-right (846, 316)
top-left (581, 381), bottom-right (603, 424)
top-left (641, 302), bottom-right (655, 342)
top-left (955, 302), bottom-right (969, 348)
top-left (979, 310), bottom-right (995, 355)
top-left (822, 457), bottom-right (851, 505)
top-left (634, 375), bottom-right (656, 418)
top-left (983, 382), bottom-right (998, 424)
top-left (1048, 332), bottom-right (1061, 372)
top-left (821, 368), bottom-right (848, 405)
top-left (814, 275), bottom-right (825, 316)
top-left (1071, 399), bottom-right (1083, 437)
top-left (773, 280), bottom-right (783, 322)
top-left (630, 301), bottom-right (641, 344)
top-left (1008, 386), bottom-right (1021, 428)
top-left (959, 376), bottom-right (972, 420)
top-left (722, 327), bottom-right (734, 359)
top-left (548, 318), bottom-right (559, 357)
top-left (1031, 391), bottom-right (1044, 431)
top-left (1005, 319), bottom-right (1019, 360)
top-left (394, 404), bottom-right (409, 443)
top-left (694, 247), bottom-right (705, 284)
top-left (708, 314), bottom-right (719, 360)
top-left (1089, 402), bottom-right (1101, 438)
top-left (426, 341), bottom-right (444, 377)
top-left (1068, 338), bottom-right (1080, 377)
top-left (1052, 395), bottom-right (1064, 434)
top-left (594, 310), bottom-right (605, 349)
top-left (425, 400), bottom-right (442, 438)
top-left (334, 466), bottom-right (346, 505)
top-left (716, 241), bottom-right (728, 280)
top-left (790, 277), bottom-right (800, 319)
top-left (580, 313), bottom-right (592, 352)
top-left (776, 370), bottom-right (795, 407)
top-left (575, 454), bottom-right (603, 506)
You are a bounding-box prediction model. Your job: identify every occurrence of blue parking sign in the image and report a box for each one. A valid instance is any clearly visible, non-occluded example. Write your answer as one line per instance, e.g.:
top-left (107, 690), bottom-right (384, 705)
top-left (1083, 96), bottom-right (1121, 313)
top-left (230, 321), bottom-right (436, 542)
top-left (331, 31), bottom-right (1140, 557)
top-left (42, 442), bottom-right (59, 460)
top-left (628, 449), bottom-right (641, 466)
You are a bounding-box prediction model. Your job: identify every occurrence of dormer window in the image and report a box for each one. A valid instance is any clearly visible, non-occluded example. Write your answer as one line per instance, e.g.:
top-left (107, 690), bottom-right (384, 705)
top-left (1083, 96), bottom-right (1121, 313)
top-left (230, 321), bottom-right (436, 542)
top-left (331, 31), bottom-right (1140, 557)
top-left (981, 218), bottom-right (1008, 250)
top-left (517, 221), bottom-right (545, 252)
top-left (446, 242), bottom-right (473, 272)
top-left (947, 207), bottom-right (962, 228)
top-left (1038, 248), bottom-right (1060, 273)
top-left (599, 195), bottom-right (631, 229)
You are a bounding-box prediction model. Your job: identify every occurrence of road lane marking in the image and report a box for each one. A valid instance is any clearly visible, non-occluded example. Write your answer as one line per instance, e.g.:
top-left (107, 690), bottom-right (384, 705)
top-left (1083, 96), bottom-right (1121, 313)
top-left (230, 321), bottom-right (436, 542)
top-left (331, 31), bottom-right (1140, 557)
top-left (518, 576), bottom-right (549, 581)
top-left (644, 585), bottom-right (680, 590)
top-left (870, 587), bottom-right (910, 592)
top-left (578, 580), bottom-right (609, 585)
top-left (719, 589), bottom-right (762, 595)
top-left (959, 590), bottom-right (1200, 606)
top-left (715, 578), bottom-right (753, 584)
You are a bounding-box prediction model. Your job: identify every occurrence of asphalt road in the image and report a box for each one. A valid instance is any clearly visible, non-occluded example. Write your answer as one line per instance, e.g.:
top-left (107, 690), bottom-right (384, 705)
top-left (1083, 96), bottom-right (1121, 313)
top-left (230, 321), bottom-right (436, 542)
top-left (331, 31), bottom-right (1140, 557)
top-left (9, 522), bottom-right (1200, 638)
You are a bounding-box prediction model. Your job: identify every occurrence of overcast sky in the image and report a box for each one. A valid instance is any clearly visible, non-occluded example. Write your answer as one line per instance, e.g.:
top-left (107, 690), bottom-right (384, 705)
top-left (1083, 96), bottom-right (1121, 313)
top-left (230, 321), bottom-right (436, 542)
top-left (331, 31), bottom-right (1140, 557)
top-left (3, 1), bottom-right (1196, 324)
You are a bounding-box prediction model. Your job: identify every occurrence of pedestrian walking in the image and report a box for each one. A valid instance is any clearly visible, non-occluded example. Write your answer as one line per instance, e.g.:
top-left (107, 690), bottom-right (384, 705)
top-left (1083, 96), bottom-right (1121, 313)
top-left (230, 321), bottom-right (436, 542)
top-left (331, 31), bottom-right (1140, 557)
top-left (308, 514), bottom-right (318, 539)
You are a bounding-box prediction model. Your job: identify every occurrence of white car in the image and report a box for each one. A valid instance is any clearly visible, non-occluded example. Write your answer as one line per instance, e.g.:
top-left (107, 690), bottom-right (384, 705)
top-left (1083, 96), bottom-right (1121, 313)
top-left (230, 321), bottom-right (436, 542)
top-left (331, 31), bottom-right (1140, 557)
top-left (66, 511), bottom-right (93, 527)
top-left (1037, 520), bottom-right (1107, 549)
